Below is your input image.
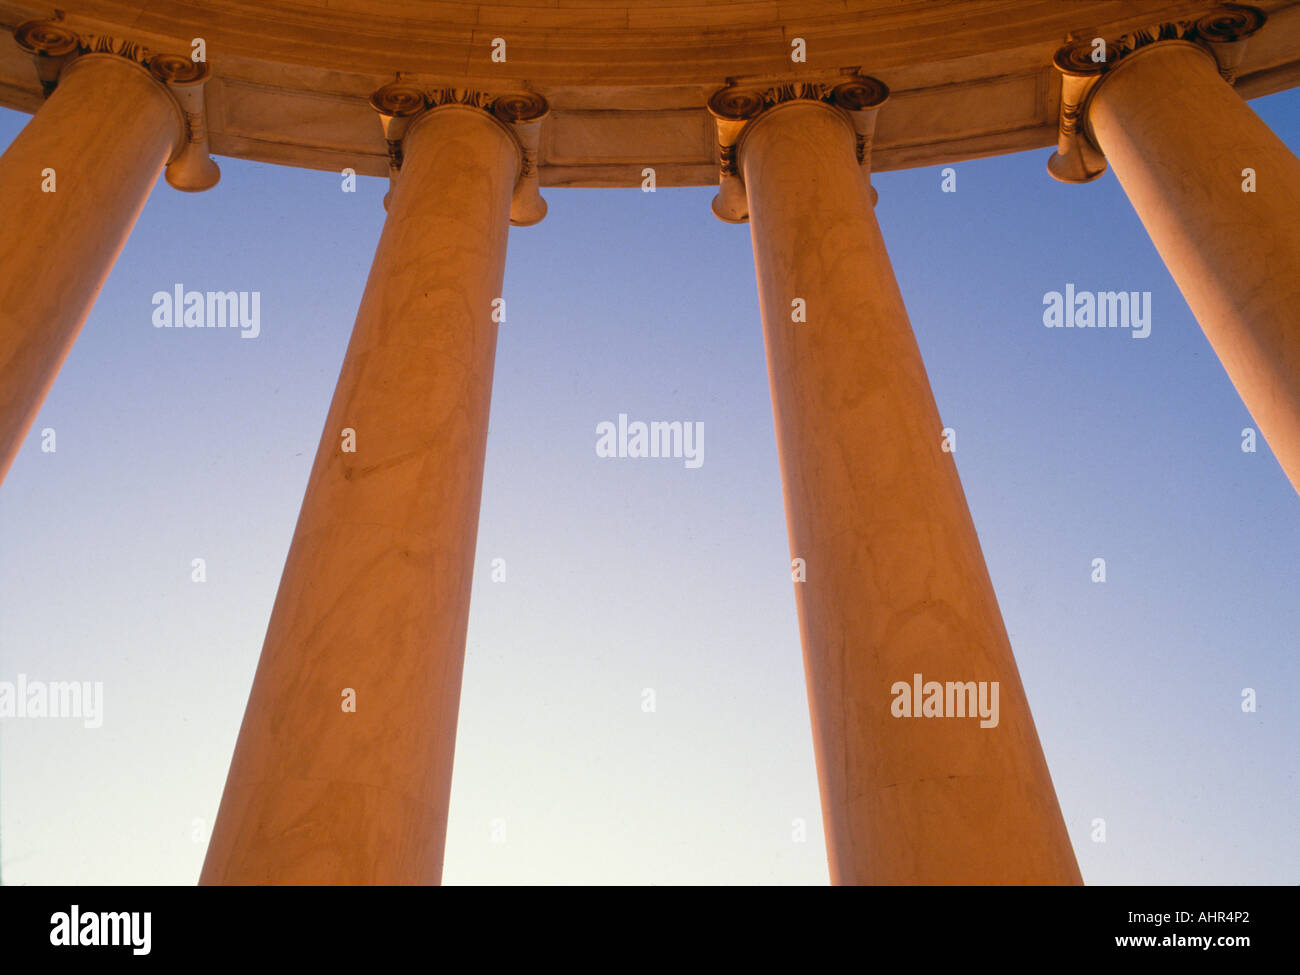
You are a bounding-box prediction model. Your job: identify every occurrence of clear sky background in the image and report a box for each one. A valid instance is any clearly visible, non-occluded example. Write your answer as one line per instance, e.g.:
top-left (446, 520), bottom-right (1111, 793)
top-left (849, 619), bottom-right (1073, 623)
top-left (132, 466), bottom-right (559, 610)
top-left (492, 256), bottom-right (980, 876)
top-left (0, 86), bottom-right (1296, 886)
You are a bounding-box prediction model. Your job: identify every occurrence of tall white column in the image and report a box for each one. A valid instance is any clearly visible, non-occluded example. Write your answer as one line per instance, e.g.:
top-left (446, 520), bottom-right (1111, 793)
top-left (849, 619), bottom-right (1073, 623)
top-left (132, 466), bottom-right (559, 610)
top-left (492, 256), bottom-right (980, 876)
top-left (715, 82), bottom-right (1081, 884)
top-left (1088, 40), bottom-right (1300, 495)
top-left (0, 49), bottom-right (182, 484)
top-left (201, 96), bottom-right (531, 885)
top-left (1049, 7), bottom-right (1299, 494)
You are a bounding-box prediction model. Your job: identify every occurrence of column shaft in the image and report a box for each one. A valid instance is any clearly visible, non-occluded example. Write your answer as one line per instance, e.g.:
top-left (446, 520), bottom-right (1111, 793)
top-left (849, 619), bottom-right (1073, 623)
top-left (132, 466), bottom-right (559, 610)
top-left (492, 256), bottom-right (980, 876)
top-left (0, 54), bottom-right (180, 483)
top-left (1088, 42), bottom-right (1300, 494)
top-left (200, 105), bottom-right (518, 884)
top-left (741, 100), bottom-right (1080, 884)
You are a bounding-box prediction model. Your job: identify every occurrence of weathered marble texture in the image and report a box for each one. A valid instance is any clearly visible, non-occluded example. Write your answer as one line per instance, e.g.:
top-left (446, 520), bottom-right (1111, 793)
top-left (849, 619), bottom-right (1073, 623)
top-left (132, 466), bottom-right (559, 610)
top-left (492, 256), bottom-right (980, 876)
top-left (740, 100), bottom-right (1081, 885)
top-left (200, 105), bottom-right (519, 885)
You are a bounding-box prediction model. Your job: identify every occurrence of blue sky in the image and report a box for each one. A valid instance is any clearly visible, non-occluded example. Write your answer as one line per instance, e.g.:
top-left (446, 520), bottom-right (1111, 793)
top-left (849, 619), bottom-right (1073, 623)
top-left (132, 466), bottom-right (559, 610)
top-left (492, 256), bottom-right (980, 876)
top-left (0, 87), bottom-right (1296, 885)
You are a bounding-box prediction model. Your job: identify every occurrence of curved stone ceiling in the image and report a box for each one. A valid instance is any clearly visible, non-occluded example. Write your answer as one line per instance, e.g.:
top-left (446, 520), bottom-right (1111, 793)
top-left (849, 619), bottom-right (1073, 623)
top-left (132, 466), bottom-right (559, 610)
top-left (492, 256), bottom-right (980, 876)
top-left (2, 0), bottom-right (1300, 185)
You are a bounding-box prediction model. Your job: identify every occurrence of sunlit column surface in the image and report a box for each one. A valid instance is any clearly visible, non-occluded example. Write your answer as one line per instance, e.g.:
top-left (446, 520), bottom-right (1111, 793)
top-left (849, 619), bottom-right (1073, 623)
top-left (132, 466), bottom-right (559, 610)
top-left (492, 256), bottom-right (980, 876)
top-left (735, 95), bottom-right (1081, 884)
top-left (201, 103), bottom-right (520, 884)
top-left (1085, 40), bottom-right (1300, 496)
top-left (0, 53), bottom-right (181, 484)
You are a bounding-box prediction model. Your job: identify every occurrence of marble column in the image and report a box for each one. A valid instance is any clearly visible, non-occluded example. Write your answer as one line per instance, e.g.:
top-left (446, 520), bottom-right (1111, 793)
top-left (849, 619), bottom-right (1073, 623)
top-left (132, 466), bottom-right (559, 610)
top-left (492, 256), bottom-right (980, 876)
top-left (724, 89), bottom-right (1080, 884)
top-left (200, 100), bottom-right (521, 885)
top-left (0, 52), bottom-right (183, 484)
top-left (1084, 40), bottom-right (1300, 495)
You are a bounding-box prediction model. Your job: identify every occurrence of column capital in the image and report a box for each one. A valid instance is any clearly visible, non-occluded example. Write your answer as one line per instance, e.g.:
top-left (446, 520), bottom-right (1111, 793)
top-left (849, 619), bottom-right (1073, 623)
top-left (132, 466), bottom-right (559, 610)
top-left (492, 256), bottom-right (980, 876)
top-left (370, 77), bottom-right (550, 225)
top-left (706, 73), bottom-right (889, 223)
top-left (1047, 3), bottom-right (1266, 183)
top-left (13, 16), bottom-right (220, 192)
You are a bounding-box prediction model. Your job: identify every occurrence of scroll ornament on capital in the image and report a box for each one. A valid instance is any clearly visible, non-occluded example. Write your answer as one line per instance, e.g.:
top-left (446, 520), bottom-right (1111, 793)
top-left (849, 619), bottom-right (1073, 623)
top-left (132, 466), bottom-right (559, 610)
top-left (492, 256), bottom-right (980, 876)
top-left (706, 74), bottom-right (889, 223)
top-left (13, 16), bottom-right (220, 191)
top-left (1048, 3), bottom-right (1267, 183)
top-left (370, 77), bottom-right (550, 225)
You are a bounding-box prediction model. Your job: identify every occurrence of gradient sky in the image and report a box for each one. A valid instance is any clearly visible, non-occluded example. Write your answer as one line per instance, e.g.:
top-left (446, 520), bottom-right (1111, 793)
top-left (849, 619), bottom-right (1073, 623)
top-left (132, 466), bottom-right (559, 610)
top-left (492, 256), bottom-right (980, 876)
top-left (0, 86), bottom-right (1296, 886)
